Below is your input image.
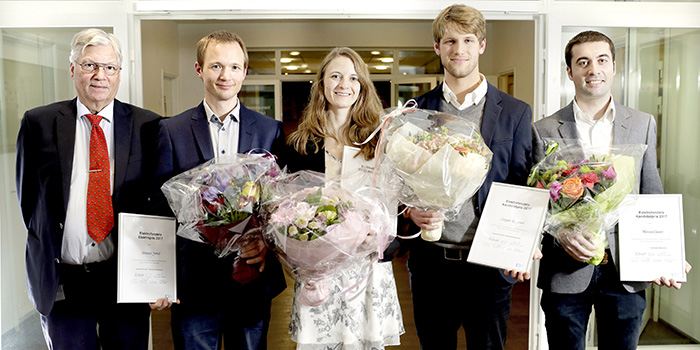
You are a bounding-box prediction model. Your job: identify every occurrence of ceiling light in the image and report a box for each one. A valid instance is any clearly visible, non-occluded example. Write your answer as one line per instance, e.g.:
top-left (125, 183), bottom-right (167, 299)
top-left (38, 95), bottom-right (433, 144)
top-left (305, 70), bottom-right (312, 73)
top-left (301, 64), bottom-right (308, 68)
top-left (290, 51), bottom-right (300, 56)
top-left (371, 51), bottom-right (381, 55)
top-left (286, 65), bottom-right (299, 70)
top-left (280, 58), bottom-right (293, 63)
top-left (380, 57), bottom-right (394, 63)
top-left (375, 65), bottom-right (388, 70)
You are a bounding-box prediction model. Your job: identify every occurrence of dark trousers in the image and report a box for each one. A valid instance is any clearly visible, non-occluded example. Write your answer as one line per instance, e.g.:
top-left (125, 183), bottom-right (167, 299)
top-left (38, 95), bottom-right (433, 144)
top-left (171, 289), bottom-right (272, 350)
top-left (540, 261), bottom-right (646, 350)
top-left (408, 244), bottom-right (514, 350)
top-left (41, 260), bottom-right (151, 350)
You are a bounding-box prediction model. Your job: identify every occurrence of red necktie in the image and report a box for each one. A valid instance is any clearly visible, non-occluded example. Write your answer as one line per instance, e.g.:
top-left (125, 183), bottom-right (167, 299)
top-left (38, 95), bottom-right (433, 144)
top-left (86, 114), bottom-right (114, 243)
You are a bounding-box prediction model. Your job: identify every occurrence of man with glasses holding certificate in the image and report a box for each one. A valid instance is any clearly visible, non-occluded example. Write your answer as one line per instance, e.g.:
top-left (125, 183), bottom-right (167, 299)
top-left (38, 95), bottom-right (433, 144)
top-left (16, 28), bottom-right (160, 349)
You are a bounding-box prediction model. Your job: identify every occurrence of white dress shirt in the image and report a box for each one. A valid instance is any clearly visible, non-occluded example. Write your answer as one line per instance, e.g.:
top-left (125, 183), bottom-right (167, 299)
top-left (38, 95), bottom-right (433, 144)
top-left (204, 99), bottom-right (240, 158)
top-left (442, 74), bottom-right (488, 110)
top-left (573, 97), bottom-right (616, 151)
top-left (61, 99), bottom-right (116, 264)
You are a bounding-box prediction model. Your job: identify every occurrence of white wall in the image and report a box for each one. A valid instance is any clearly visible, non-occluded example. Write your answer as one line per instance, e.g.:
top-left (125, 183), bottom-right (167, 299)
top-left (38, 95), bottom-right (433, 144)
top-left (141, 21), bottom-right (180, 116)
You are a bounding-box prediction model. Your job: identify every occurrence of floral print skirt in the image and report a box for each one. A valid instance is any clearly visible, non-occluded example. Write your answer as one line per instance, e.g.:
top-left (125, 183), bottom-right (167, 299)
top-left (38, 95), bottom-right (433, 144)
top-left (289, 260), bottom-right (405, 350)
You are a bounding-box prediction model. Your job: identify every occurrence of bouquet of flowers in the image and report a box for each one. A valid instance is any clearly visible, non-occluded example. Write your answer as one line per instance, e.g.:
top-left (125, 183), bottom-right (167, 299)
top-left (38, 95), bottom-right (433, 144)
top-left (527, 140), bottom-right (647, 265)
top-left (261, 170), bottom-right (392, 306)
top-left (161, 153), bottom-right (281, 283)
top-left (379, 107), bottom-right (492, 241)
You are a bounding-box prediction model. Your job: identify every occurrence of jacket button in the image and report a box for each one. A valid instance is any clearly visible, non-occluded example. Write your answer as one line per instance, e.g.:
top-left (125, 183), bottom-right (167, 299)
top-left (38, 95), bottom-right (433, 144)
top-left (54, 258), bottom-right (60, 264)
top-left (59, 223), bottom-right (64, 229)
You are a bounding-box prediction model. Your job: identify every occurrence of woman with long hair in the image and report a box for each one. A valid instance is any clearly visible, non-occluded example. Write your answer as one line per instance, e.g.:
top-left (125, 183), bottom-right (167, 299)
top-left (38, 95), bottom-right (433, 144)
top-left (277, 47), bottom-right (404, 350)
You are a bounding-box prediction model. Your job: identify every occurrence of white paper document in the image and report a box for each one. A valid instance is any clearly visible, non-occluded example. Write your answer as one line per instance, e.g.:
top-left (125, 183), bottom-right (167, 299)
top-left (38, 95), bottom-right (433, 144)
top-left (117, 213), bottom-right (177, 303)
top-left (341, 145), bottom-right (376, 190)
top-left (618, 194), bottom-right (686, 282)
top-left (467, 182), bottom-right (549, 271)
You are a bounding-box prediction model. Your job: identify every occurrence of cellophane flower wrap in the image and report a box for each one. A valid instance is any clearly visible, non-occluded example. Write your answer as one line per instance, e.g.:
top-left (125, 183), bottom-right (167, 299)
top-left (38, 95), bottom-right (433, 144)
top-left (378, 107), bottom-right (493, 241)
top-left (261, 170), bottom-right (392, 307)
top-left (161, 153), bottom-right (281, 283)
top-left (527, 140), bottom-right (647, 265)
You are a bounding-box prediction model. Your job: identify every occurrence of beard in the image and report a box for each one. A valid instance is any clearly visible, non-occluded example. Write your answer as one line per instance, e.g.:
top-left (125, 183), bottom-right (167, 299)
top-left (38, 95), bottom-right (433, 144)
top-left (441, 55), bottom-right (479, 79)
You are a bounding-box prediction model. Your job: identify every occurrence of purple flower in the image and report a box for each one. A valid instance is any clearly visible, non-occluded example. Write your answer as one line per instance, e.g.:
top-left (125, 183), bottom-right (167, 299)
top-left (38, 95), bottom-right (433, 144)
top-left (549, 181), bottom-right (562, 201)
top-left (201, 186), bottom-right (220, 202)
top-left (601, 166), bottom-right (616, 180)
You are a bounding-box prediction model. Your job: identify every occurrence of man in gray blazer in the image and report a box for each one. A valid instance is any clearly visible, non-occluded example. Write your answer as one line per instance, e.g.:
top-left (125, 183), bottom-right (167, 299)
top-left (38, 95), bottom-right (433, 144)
top-left (533, 30), bottom-right (691, 350)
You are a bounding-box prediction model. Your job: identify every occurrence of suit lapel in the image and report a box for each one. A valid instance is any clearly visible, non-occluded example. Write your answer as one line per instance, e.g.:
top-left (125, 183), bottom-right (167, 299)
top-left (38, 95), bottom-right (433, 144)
top-left (112, 100), bottom-right (134, 200)
top-left (57, 100), bottom-right (78, 211)
top-left (557, 102), bottom-right (580, 145)
top-left (612, 101), bottom-right (631, 145)
top-left (238, 104), bottom-right (256, 153)
top-left (191, 103), bottom-right (215, 161)
top-left (480, 83), bottom-right (502, 147)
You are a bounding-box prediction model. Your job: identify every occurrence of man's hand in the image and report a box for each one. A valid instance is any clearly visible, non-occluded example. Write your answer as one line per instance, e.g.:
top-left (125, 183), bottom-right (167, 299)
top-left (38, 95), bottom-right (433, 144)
top-left (407, 208), bottom-right (444, 231)
top-left (149, 297), bottom-right (180, 311)
top-left (239, 237), bottom-right (267, 273)
top-left (505, 248), bottom-right (543, 282)
top-left (558, 230), bottom-right (598, 262)
top-left (652, 261), bottom-right (692, 290)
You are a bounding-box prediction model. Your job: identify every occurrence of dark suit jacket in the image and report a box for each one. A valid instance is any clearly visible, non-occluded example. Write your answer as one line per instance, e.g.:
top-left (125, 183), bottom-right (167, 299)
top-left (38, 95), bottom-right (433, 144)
top-left (16, 98), bottom-right (161, 315)
top-left (533, 101), bottom-right (663, 294)
top-left (154, 102), bottom-right (286, 308)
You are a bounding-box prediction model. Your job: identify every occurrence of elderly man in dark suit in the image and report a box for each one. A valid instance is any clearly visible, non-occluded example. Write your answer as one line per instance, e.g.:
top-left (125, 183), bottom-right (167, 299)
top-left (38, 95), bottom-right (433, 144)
top-left (153, 30), bottom-right (286, 350)
top-left (397, 4), bottom-right (535, 350)
top-left (15, 28), bottom-right (160, 349)
top-left (533, 30), bottom-right (692, 350)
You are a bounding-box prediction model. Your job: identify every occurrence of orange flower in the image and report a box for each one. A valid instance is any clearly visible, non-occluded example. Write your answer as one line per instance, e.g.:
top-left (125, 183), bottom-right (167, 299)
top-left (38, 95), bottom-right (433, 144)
top-left (561, 176), bottom-right (584, 199)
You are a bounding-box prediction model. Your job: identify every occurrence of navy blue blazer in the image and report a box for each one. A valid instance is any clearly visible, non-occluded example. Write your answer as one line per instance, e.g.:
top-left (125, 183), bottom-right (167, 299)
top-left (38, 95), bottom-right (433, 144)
top-left (154, 102), bottom-right (286, 307)
top-left (16, 98), bottom-right (161, 315)
top-left (415, 82), bottom-right (533, 214)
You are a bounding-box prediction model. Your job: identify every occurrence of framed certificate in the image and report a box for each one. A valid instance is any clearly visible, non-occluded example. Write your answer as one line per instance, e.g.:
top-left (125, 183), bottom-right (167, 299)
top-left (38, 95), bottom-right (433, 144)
top-left (619, 194), bottom-right (686, 282)
top-left (467, 182), bottom-right (549, 271)
top-left (117, 213), bottom-right (177, 303)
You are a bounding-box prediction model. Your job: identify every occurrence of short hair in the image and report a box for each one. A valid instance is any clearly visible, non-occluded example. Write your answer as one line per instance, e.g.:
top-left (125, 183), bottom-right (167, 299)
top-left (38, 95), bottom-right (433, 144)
top-left (69, 28), bottom-right (122, 66)
top-left (432, 4), bottom-right (486, 44)
top-left (196, 30), bottom-right (249, 68)
top-left (288, 47), bottom-right (383, 160)
top-left (565, 31), bottom-right (616, 69)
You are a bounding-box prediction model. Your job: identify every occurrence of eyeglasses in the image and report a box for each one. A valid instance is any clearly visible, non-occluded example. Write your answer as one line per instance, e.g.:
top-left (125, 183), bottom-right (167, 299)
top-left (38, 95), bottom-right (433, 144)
top-left (77, 62), bottom-right (122, 76)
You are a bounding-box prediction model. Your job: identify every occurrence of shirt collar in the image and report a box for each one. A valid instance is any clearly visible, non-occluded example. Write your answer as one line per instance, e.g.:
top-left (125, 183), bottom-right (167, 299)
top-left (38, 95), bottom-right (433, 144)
top-left (76, 98), bottom-right (114, 123)
top-left (572, 97), bottom-right (616, 125)
top-left (203, 99), bottom-right (239, 128)
top-left (441, 74), bottom-right (488, 110)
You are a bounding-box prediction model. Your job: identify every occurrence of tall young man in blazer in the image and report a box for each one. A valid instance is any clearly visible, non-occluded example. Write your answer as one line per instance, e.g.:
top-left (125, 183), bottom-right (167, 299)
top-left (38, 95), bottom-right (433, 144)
top-left (154, 30), bottom-right (286, 350)
top-left (402, 5), bottom-right (535, 349)
top-left (533, 30), bottom-right (691, 350)
top-left (15, 28), bottom-right (160, 349)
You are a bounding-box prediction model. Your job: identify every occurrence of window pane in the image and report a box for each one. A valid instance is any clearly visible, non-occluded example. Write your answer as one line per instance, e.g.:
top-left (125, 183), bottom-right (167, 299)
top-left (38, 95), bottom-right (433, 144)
top-left (248, 51), bottom-right (275, 75)
top-left (396, 83), bottom-right (432, 107)
top-left (281, 81), bottom-right (313, 135)
top-left (280, 50), bottom-right (328, 75)
top-left (357, 50), bottom-right (393, 74)
top-left (239, 84), bottom-right (275, 118)
top-left (399, 50), bottom-right (441, 75)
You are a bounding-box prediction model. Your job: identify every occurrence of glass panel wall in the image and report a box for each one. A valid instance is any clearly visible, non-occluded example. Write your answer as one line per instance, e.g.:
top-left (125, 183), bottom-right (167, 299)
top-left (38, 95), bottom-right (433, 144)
top-left (1, 27), bottom-right (110, 349)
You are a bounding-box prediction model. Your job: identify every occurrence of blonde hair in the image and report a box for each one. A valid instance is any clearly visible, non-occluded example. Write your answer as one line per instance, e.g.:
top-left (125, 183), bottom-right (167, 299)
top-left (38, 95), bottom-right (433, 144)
top-left (288, 47), bottom-right (382, 161)
top-left (196, 30), bottom-right (249, 68)
top-left (432, 4), bottom-right (486, 44)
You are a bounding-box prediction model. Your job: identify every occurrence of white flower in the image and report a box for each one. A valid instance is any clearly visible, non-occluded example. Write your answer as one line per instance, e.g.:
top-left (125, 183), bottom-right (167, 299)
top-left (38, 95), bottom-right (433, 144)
top-left (288, 225), bottom-right (298, 236)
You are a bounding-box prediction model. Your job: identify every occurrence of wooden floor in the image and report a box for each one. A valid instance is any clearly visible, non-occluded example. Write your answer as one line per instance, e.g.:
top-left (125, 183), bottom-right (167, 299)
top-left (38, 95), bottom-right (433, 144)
top-left (151, 253), bottom-right (531, 349)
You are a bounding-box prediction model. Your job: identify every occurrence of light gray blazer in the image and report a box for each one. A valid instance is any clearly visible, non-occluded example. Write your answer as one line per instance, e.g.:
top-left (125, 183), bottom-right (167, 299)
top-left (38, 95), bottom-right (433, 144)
top-left (533, 101), bottom-right (663, 294)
